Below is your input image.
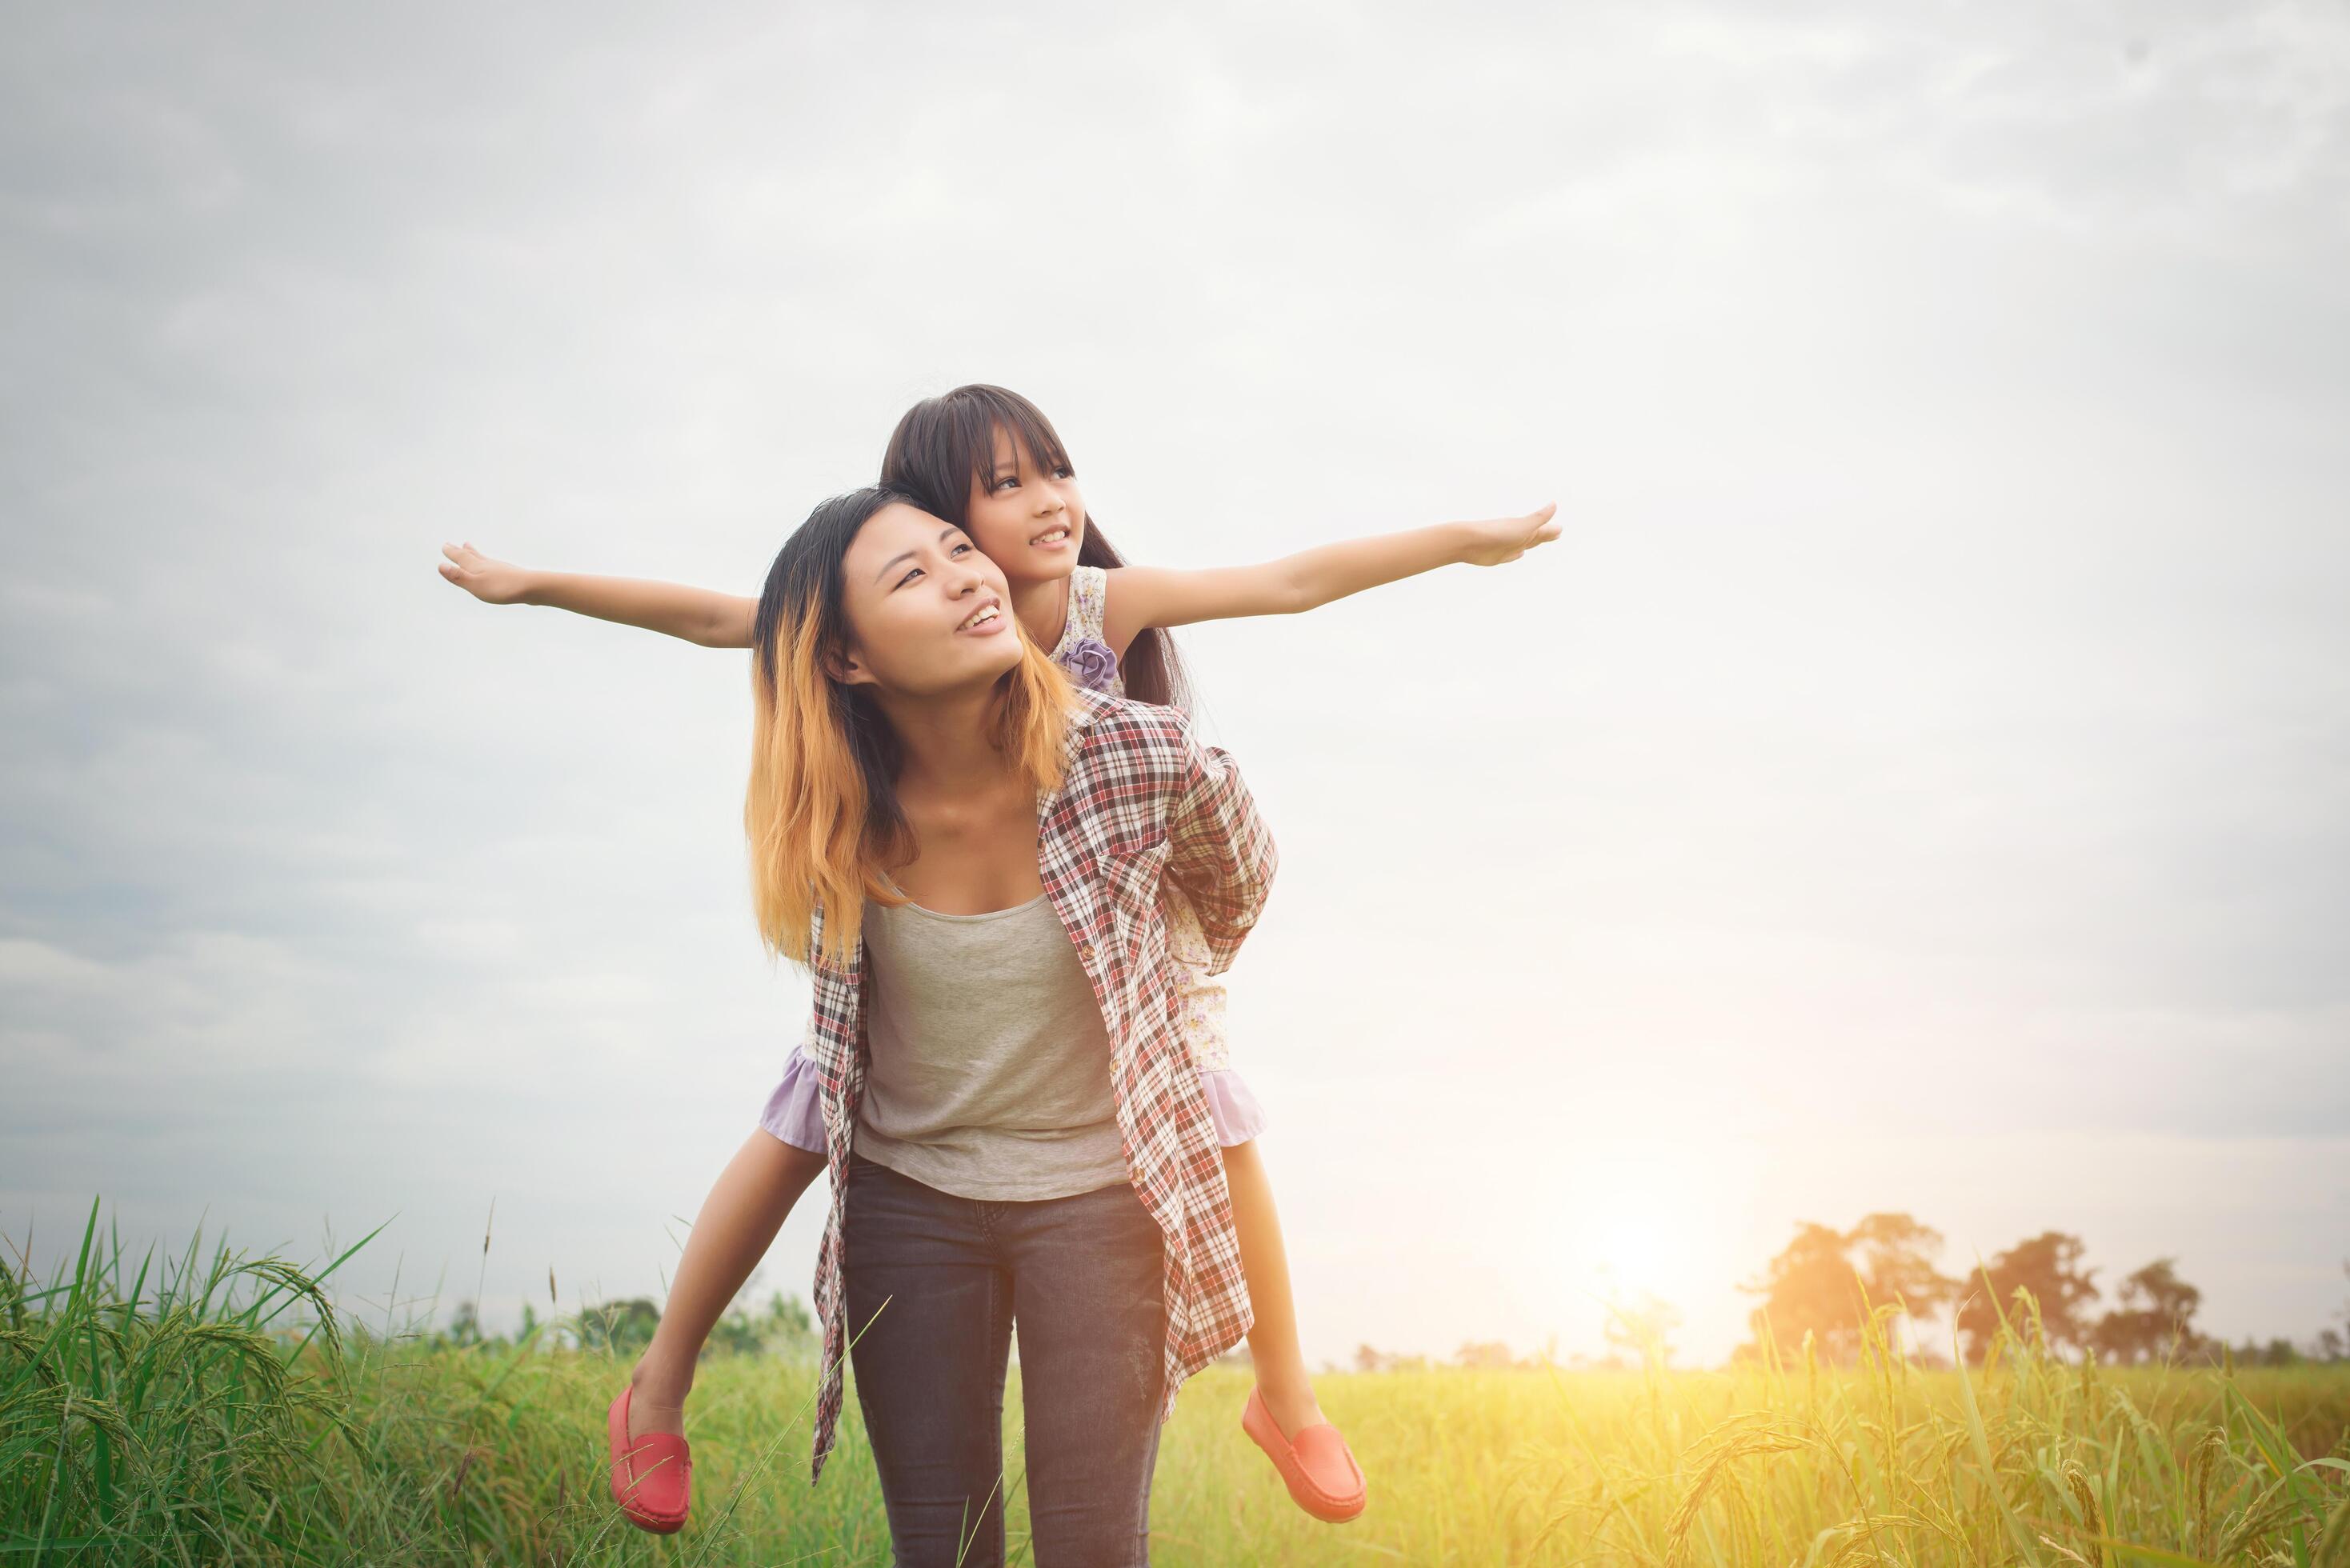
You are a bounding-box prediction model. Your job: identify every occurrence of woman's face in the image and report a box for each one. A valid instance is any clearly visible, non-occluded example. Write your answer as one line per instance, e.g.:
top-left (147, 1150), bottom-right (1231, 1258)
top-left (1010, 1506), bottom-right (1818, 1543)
top-left (959, 426), bottom-right (1088, 585)
top-left (836, 502), bottom-right (1022, 696)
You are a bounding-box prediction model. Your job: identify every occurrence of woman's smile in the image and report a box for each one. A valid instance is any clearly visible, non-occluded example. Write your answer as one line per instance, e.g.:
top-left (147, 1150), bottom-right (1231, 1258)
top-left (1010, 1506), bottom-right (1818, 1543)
top-left (955, 598), bottom-right (1007, 635)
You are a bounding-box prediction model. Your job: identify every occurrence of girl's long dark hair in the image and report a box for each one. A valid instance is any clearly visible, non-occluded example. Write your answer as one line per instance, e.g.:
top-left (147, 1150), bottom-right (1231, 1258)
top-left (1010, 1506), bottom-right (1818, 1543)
top-left (880, 383), bottom-right (1194, 712)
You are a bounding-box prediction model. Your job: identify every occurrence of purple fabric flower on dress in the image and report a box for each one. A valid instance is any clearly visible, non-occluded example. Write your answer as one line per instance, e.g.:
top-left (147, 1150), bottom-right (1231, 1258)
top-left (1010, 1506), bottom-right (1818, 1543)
top-left (1062, 637), bottom-right (1121, 693)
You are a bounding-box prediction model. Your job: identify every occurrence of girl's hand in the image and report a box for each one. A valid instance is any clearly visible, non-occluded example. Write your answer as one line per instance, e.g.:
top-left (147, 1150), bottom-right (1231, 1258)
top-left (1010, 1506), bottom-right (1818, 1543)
top-left (435, 550), bottom-right (755, 646)
top-left (1455, 503), bottom-right (1562, 566)
top-left (439, 542), bottom-right (535, 605)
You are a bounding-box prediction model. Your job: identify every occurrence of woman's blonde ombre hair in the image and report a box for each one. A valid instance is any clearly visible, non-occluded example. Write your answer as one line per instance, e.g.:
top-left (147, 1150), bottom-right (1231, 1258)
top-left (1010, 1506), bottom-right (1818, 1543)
top-left (745, 487), bottom-right (1075, 967)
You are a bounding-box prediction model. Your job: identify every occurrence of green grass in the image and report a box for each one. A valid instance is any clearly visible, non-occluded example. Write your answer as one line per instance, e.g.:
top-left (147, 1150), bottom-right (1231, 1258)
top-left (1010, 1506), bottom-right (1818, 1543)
top-left (6, 1206), bottom-right (2348, 1565)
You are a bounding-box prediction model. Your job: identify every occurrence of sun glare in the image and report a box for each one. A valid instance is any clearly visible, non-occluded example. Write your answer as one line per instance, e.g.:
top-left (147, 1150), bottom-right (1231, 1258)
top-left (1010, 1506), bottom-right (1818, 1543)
top-left (1536, 1131), bottom-right (1759, 1350)
top-left (1590, 1210), bottom-right (1680, 1298)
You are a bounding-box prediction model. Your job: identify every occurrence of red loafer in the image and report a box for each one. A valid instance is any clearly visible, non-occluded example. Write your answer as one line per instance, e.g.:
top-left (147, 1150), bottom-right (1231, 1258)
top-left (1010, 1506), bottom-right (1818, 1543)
top-left (1242, 1386), bottom-right (1367, 1523)
top-left (607, 1384), bottom-right (691, 1534)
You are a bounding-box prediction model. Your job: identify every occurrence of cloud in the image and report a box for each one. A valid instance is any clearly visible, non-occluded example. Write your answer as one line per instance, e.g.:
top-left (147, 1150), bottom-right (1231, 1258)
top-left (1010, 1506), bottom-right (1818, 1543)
top-left (3, 0), bottom-right (2346, 1362)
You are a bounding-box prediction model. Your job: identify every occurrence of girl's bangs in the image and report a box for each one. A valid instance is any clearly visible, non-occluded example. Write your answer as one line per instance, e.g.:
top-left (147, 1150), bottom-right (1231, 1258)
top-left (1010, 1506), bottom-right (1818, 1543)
top-left (956, 386), bottom-right (1073, 486)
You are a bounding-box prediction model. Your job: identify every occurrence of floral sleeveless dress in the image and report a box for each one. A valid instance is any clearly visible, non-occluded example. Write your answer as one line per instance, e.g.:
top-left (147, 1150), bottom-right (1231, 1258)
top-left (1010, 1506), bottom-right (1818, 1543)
top-left (759, 565), bottom-right (1266, 1153)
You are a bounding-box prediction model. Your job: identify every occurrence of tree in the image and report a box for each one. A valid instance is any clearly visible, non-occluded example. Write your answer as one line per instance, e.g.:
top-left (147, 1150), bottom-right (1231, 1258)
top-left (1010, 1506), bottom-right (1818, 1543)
top-left (1603, 1293), bottom-right (1682, 1370)
top-left (1848, 1214), bottom-right (1960, 1319)
top-left (1743, 1222), bottom-right (1863, 1362)
top-left (1741, 1214), bottom-right (1957, 1365)
top-left (2089, 1258), bottom-right (2204, 1365)
top-left (1452, 1341), bottom-right (1515, 1370)
top-left (764, 1290), bottom-right (815, 1347)
top-left (578, 1297), bottom-right (662, 1357)
top-left (706, 1290), bottom-right (818, 1358)
top-left (438, 1298), bottom-right (484, 1350)
top-left (1955, 1233), bottom-right (2100, 1362)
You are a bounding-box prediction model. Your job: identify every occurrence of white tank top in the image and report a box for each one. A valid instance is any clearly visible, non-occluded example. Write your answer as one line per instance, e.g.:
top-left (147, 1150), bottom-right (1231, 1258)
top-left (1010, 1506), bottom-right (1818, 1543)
top-left (851, 893), bottom-right (1129, 1202)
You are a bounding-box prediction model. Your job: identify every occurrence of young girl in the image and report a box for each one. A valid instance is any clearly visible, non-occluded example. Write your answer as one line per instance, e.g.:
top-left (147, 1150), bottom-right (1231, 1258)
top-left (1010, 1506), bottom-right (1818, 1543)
top-left (444, 385), bottom-right (1559, 1528)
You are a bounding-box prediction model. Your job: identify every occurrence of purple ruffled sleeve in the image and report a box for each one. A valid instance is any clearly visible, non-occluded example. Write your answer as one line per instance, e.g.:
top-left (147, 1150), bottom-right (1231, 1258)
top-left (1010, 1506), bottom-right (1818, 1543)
top-left (1196, 1068), bottom-right (1267, 1147)
top-left (757, 1049), bottom-right (827, 1154)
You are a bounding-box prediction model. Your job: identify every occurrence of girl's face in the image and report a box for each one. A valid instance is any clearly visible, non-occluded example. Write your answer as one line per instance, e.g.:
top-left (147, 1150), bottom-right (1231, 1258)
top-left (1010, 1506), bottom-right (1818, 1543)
top-left (835, 502), bottom-right (1021, 697)
top-left (960, 426), bottom-right (1088, 586)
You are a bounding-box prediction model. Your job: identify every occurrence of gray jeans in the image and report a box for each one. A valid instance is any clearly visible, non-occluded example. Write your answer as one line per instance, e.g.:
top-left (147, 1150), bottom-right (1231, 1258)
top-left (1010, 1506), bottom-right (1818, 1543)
top-left (843, 1154), bottom-right (1169, 1566)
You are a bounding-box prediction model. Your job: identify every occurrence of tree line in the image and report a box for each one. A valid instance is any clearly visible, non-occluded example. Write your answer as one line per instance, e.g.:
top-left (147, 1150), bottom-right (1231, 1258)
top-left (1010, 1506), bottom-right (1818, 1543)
top-left (438, 1219), bottom-right (2348, 1374)
top-left (1345, 1218), bottom-right (2350, 1373)
top-left (1736, 1214), bottom-right (2347, 1368)
top-left (430, 1286), bottom-right (815, 1359)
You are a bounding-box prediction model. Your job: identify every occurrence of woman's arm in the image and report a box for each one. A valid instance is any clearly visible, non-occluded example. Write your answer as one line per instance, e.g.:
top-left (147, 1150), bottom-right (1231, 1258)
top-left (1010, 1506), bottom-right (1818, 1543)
top-left (438, 542), bottom-right (756, 650)
top-left (1160, 718), bottom-right (1279, 975)
top-left (1100, 503), bottom-right (1559, 650)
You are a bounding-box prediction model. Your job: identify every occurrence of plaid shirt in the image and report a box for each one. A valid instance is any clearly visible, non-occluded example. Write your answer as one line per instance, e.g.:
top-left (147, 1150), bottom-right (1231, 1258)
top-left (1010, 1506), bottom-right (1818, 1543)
top-left (799, 687), bottom-right (1277, 1482)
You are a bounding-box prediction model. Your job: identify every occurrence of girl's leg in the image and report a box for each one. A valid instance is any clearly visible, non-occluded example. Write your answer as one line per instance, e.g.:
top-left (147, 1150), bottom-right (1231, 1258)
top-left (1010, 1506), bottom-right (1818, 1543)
top-left (1223, 1138), bottom-right (1328, 1437)
top-left (627, 1130), bottom-right (826, 1441)
top-left (1004, 1180), bottom-right (1167, 1568)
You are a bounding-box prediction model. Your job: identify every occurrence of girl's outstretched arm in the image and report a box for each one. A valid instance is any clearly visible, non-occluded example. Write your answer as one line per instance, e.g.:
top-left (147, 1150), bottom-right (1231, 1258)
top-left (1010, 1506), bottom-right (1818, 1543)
top-left (438, 542), bottom-right (756, 649)
top-left (1101, 502), bottom-right (1559, 650)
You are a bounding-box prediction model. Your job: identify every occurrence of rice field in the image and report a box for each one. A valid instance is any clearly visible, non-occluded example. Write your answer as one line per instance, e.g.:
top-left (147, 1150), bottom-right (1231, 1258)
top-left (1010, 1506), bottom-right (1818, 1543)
top-left (6, 1207), bottom-right (2347, 1566)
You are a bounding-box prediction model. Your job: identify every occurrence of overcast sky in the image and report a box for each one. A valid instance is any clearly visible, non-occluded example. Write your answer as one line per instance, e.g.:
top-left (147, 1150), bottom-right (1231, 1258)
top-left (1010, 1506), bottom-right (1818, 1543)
top-left (3, 1), bottom-right (2345, 1369)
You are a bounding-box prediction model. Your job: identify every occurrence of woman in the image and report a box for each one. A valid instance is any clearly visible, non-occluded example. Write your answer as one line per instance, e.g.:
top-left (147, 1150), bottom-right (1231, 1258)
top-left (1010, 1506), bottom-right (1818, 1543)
top-left (736, 485), bottom-right (1271, 1563)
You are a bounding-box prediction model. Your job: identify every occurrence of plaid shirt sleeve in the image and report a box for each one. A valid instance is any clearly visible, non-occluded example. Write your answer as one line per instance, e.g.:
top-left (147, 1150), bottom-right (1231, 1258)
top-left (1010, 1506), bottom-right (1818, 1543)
top-left (1162, 714), bottom-right (1278, 976)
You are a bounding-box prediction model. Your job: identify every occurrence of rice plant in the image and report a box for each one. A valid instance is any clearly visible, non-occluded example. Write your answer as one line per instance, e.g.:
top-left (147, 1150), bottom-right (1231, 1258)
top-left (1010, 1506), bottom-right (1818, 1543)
top-left (4, 1203), bottom-right (2345, 1565)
